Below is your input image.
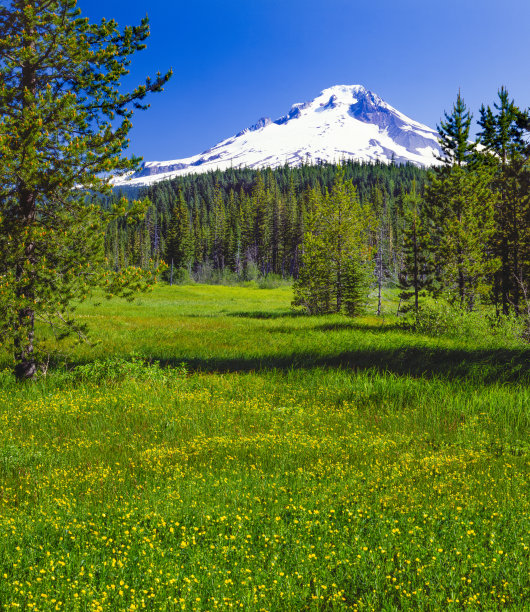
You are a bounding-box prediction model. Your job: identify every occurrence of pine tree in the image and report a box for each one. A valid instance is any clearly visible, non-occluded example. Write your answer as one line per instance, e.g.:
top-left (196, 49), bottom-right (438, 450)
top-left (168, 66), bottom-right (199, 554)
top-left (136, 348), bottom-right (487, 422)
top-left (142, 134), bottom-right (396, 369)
top-left (293, 230), bottom-right (334, 314)
top-left (165, 191), bottom-right (193, 280)
top-left (343, 257), bottom-right (369, 317)
top-left (477, 88), bottom-right (530, 314)
top-left (293, 168), bottom-right (372, 315)
top-left (292, 188), bottom-right (333, 313)
top-left (282, 174), bottom-right (298, 277)
top-left (226, 189), bottom-right (241, 274)
top-left (425, 93), bottom-right (498, 309)
top-left (239, 190), bottom-right (255, 272)
top-left (0, 0), bottom-right (171, 379)
top-left (398, 182), bottom-right (433, 316)
top-left (251, 173), bottom-right (268, 274)
top-left (370, 184), bottom-right (387, 316)
top-left (436, 90), bottom-right (476, 166)
top-left (211, 183), bottom-right (227, 270)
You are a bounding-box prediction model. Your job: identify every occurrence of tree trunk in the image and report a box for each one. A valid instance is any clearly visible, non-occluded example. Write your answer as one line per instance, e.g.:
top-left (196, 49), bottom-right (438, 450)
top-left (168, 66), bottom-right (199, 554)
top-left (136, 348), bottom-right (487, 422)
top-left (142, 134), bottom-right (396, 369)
top-left (14, 34), bottom-right (38, 380)
top-left (14, 307), bottom-right (36, 380)
top-left (377, 226), bottom-right (383, 316)
top-left (14, 188), bottom-right (37, 380)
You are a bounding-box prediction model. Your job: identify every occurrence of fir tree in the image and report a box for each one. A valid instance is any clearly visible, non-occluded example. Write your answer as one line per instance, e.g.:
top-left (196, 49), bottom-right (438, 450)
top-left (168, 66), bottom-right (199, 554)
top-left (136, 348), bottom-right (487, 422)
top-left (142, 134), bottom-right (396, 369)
top-left (398, 182), bottom-right (433, 316)
top-left (436, 90), bottom-right (476, 166)
top-left (426, 93), bottom-right (498, 309)
top-left (211, 183), bottom-right (227, 270)
top-left (370, 184), bottom-right (387, 316)
top-left (343, 257), bottom-right (369, 318)
top-left (165, 191), bottom-right (193, 280)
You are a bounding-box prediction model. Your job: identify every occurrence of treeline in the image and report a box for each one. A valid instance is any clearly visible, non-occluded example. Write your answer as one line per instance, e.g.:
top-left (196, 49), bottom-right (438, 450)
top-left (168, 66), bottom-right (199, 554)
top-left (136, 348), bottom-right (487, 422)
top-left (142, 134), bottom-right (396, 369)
top-left (105, 160), bottom-right (428, 282)
top-left (293, 88), bottom-right (530, 320)
top-left (106, 87), bottom-right (530, 323)
top-left (398, 89), bottom-right (530, 319)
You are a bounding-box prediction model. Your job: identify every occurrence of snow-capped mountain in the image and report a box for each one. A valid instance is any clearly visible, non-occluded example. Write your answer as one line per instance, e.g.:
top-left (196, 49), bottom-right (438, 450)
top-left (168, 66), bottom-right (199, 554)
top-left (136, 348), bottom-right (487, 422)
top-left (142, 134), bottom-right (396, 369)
top-left (114, 85), bottom-right (442, 188)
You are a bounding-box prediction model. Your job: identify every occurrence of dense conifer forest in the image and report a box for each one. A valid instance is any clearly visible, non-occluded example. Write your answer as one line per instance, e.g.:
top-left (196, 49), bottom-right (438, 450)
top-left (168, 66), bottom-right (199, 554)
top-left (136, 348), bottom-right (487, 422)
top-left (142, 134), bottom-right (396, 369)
top-left (107, 160), bottom-right (427, 284)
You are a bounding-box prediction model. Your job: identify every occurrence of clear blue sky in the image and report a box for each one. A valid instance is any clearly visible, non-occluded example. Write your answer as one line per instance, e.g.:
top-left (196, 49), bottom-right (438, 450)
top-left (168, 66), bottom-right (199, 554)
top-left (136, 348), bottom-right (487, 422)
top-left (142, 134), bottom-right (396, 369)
top-left (81, 0), bottom-right (530, 161)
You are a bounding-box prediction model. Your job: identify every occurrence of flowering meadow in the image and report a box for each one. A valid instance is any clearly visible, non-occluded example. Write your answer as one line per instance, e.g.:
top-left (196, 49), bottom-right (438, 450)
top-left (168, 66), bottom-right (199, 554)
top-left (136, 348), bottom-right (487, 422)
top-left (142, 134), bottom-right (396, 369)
top-left (1, 285), bottom-right (529, 610)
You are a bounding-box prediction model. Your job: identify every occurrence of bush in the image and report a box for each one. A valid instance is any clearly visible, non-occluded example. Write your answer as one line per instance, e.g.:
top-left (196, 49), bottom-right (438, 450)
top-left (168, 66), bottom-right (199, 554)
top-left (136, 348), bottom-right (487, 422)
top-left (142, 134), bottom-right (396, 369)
top-left (258, 274), bottom-right (290, 289)
top-left (170, 267), bottom-right (194, 285)
top-left (242, 261), bottom-right (260, 282)
top-left (71, 355), bottom-right (187, 385)
top-left (190, 262), bottom-right (241, 286)
top-left (171, 260), bottom-right (291, 288)
top-left (400, 299), bottom-right (525, 345)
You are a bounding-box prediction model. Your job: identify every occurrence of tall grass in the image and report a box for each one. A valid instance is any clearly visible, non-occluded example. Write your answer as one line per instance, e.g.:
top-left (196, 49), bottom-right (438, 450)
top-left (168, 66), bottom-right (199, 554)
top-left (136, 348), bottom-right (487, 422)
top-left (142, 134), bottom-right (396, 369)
top-left (0, 285), bottom-right (529, 610)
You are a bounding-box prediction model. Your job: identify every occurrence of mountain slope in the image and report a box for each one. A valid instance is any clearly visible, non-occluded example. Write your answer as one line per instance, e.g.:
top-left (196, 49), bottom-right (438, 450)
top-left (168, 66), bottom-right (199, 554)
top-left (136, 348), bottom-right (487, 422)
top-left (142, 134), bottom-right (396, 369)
top-left (114, 85), bottom-right (442, 188)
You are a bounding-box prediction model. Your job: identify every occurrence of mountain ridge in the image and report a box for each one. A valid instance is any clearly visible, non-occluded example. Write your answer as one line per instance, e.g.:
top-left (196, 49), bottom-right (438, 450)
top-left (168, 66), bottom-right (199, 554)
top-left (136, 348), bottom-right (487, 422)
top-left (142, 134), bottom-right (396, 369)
top-left (113, 84), bottom-right (443, 188)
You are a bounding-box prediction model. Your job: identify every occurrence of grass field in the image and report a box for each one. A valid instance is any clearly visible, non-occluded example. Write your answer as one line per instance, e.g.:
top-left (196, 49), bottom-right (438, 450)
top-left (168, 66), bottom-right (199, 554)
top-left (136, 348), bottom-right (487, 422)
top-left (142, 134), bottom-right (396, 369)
top-left (1, 284), bottom-right (529, 610)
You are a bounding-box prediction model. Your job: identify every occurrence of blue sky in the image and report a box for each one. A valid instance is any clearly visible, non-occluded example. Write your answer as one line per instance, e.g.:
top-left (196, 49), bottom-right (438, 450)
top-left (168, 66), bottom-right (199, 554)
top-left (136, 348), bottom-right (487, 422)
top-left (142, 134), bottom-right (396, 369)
top-left (81, 0), bottom-right (530, 161)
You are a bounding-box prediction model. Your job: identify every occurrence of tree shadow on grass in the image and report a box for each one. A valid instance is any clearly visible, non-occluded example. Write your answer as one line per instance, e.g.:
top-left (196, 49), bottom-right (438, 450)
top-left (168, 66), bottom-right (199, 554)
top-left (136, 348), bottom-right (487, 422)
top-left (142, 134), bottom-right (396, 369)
top-left (160, 345), bottom-right (530, 385)
top-left (32, 344), bottom-right (530, 386)
top-left (180, 311), bottom-right (304, 319)
top-left (227, 310), bottom-right (307, 320)
top-left (32, 318), bottom-right (530, 386)
top-left (258, 321), bottom-right (408, 335)
top-left (290, 321), bottom-right (403, 334)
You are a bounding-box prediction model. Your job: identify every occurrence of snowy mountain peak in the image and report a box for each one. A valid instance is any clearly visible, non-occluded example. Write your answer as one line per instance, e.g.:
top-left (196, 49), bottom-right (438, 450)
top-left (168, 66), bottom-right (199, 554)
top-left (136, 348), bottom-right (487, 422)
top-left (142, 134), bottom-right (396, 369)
top-left (236, 117), bottom-right (272, 137)
top-left (114, 84), bottom-right (443, 188)
top-left (320, 84), bottom-right (368, 99)
top-left (315, 85), bottom-right (386, 110)
top-left (274, 85), bottom-right (383, 124)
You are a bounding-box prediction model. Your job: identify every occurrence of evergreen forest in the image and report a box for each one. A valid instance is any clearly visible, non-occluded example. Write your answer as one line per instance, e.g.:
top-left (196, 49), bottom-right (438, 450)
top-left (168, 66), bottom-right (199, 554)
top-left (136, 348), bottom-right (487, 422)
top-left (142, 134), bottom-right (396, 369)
top-left (107, 160), bottom-right (427, 285)
top-left (106, 88), bottom-right (530, 326)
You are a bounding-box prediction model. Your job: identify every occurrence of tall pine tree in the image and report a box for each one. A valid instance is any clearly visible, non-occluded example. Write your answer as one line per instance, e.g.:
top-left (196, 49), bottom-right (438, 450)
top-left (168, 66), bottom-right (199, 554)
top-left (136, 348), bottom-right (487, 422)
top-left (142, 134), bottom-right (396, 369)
top-left (165, 191), bottom-right (193, 281)
top-left (425, 93), bottom-right (498, 309)
top-left (398, 181), bottom-right (433, 317)
top-left (0, 0), bottom-right (171, 379)
top-left (477, 87), bottom-right (530, 314)
top-left (293, 168), bottom-right (372, 315)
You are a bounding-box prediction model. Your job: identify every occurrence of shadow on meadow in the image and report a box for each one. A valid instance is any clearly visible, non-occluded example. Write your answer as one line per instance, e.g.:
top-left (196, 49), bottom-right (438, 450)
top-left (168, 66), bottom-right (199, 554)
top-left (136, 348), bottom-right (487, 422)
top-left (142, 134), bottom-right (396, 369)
top-left (15, 316), bottom-right (530, 386)
top-left (227, 310), bottom-right (307, 319)
top-left (227, 313), bottom-right (402, 333)
top-left (314, 321), bottom-right (404, 334)
top-left (161, 345), bottom-right (530, 385)
top-left (8, 343), bottom-right (529, 388)
top-left (182, 310), bottom-right (306, 319)
top-left (264, 321), bottom-right (404, 334)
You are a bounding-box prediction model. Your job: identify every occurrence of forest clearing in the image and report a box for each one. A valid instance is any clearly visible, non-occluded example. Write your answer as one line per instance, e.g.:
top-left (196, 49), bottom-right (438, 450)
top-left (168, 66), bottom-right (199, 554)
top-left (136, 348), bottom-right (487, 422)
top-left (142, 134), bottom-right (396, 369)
top-left (1, 285), bottom-right (529, 610)
top-left (2, 0), bottom-right (530, 610)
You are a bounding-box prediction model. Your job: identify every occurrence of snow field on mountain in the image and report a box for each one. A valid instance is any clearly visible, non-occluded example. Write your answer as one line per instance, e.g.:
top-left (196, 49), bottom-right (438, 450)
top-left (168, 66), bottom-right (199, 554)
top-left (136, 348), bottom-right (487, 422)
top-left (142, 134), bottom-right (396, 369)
top-left (114, 84), bottom-right (443, 187)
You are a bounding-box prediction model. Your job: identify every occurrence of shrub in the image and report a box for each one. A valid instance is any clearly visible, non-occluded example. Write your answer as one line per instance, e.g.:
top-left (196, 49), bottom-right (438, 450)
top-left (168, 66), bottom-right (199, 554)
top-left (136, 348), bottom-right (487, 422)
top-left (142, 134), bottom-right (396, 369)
top-left (400, 298), bottom-right (524, 345)
top-left (71, 355), bottom-right (187, 385)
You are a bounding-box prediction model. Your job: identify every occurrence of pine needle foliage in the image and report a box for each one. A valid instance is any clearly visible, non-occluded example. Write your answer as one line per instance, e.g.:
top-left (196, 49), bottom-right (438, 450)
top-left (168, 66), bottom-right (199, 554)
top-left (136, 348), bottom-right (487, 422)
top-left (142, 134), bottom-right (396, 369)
top-left (426, 93), bottom-right (498, 310)
top-left (436, 90), bottom-right (476, 166)
top-left (293, 168), bottom-right (372, 315)
top-left (0, 0), bottom-right (171, 379)
top-left (398, 181), bottom-right (434, 317)
top-left (477, 88), bottom-right (530, 315)
top-left (165, 190), bottom-right (193, 275)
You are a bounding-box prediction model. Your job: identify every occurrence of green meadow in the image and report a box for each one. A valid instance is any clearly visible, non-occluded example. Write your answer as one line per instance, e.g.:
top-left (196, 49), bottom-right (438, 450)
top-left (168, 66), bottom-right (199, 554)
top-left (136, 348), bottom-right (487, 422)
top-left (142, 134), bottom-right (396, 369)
top-left (1, 284), bottom-right (529, 611)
